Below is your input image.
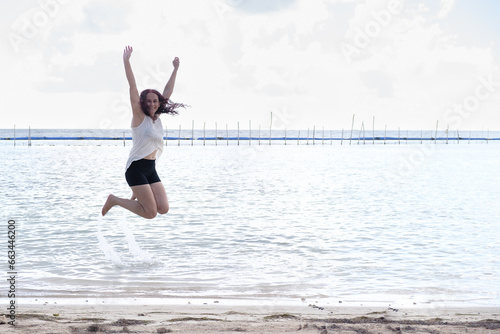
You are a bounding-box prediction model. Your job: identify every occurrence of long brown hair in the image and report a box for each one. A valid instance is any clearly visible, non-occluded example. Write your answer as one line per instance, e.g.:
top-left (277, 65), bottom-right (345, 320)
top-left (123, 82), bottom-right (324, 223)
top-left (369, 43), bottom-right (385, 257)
top-left (139, 89), bottom-right (188, 116)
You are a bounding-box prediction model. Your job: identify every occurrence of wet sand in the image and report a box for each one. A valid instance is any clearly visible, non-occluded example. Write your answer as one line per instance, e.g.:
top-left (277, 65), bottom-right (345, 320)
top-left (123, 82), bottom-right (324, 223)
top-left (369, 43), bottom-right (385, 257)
top-left (3, 300), bottom-right (499, 333)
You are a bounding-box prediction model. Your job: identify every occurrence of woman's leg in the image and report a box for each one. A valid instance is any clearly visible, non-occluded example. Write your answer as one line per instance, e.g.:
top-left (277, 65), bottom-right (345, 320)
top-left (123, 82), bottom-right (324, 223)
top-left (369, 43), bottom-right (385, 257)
top-left (102, 184), bottom-right (158, 219)
top-left (150, 182), bottom-right (169, 214)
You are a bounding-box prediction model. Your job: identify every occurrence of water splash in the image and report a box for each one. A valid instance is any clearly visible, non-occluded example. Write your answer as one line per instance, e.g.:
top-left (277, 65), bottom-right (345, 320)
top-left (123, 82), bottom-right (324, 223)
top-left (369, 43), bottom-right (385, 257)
top-left (96, 215), bottom-right (125, 266)
top-left (118, 212), bottom-right (154, 262)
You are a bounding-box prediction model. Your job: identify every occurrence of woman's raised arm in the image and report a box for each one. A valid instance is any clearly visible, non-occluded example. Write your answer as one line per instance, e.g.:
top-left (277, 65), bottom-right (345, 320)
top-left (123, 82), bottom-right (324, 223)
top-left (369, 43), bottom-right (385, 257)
top-left (162, 57), bottom-right (180, 100)
top-left (123, 46), bottom-right (140, 113)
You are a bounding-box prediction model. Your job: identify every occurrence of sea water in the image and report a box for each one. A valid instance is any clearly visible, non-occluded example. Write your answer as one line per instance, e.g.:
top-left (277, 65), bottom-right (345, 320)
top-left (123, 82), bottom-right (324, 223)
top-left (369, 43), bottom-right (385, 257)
top-left (1, 138), bottom-right (499, 307)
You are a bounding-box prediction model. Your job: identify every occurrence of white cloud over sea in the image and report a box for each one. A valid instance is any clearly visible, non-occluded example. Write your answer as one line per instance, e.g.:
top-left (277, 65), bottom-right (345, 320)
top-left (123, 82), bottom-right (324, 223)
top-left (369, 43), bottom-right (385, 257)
top-left (1, 0), bottom-right (499, 130)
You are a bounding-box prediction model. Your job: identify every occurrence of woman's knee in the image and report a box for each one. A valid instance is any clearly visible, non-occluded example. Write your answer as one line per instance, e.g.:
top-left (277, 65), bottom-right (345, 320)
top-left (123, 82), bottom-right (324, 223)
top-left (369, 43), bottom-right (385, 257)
top-left (144, 207), bottom-right (158, 219)
top-left (157, 202), bottom-right (169, 215)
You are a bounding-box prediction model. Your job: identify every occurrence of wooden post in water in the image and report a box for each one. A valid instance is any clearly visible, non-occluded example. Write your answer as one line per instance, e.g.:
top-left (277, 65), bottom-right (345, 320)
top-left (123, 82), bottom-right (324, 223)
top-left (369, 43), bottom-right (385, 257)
top-left (384, 125), bottom-right (387, 145)
top-left (313, 125), bottom-right (316, 145)
top-left (341, 128), bottom-right (344, 145)
top-left (123, 131), bottom-right (125, 147)
top-left (446, 125), bottom-right (449, 145)
top-left (28, 126), bottom-right (32, 147)
top-left (166, 126), bottom-right (168, 146)
top-left (357, 122), bottom-right (363, 145)
top-left (363, 122), bottom-right (366, 145)
top-left (434, 120), bottom-right (439, 144)
top-left (468, 130), bottom-right (471, 144)
top-left (178, 125), bottom-right (181, 146)
top-left (322, 126), bottom-right (325, 145)
top-left (249, 120), bottom-right (251, 146)
top-left (487, 129), bottom-right (489, 144)
top-left (14, 125), bottom-right (16, 147)
top-left (297, 130), bottom-right (300, 145)
top-left (191, 120), bottom-right (195, 146)
top-left (457, 129), bottom-right (460, 144)
top-left (226, 124), bottom-right (229, 146)
top-left (349, 114), bottom-right (355, 145)
top-left (406, 130), bottom-right (408, 145)
top-left (203, 122), bottom-right (206, 146)
top-left (372, 116), bottom-right (375, 145)
top-left (269, 112), bottom-right (273, 146)
top-left (215, 122), bottom-right (218, 146)
top-left (285, 128), bottom-right (287, 145)
top-left (420, 130), bottom-right (423, 144)
top-left (398, 127), bottom-right (401, 145)
top-left (237, 121), bottom-right (240, 146)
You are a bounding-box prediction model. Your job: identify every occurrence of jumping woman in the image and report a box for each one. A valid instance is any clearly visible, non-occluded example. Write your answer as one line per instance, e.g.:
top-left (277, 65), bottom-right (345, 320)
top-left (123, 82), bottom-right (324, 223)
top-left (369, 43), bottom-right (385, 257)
top-left (102, 46), bottom-right (186, 218)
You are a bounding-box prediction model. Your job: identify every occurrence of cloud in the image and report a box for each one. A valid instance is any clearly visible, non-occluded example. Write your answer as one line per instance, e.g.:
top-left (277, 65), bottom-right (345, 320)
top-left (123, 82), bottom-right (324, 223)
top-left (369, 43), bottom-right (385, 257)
top-left (437, 0), bottom-right (456, 18)
top-left (1, 0), bottom-right (499, 130)
top-left (360, 70), bottom-right (394, 97)
top-left (217, 0), bottom-right (334, 98)
top-left (232, 0), bottom-right (298, 14)
top-left (35, 51), bottom-right (123, 93)
top-left (80, 1), bottom-right (131, 33)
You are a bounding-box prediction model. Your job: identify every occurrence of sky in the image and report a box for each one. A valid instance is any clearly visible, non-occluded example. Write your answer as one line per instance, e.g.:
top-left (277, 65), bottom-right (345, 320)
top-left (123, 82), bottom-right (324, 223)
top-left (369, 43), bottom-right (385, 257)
top-left (1, 0), bottom-right (499, 131)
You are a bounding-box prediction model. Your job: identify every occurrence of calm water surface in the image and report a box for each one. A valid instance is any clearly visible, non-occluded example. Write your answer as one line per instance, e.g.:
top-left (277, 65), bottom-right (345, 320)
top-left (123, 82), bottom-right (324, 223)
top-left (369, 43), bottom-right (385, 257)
top-left (1, 141), bottom-right (499, 306)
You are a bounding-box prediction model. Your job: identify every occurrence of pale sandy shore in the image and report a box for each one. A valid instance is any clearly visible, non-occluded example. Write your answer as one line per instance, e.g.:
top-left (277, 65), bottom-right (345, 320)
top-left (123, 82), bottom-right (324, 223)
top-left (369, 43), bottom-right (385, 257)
top-left (2, 300), bottom-right (499, 334)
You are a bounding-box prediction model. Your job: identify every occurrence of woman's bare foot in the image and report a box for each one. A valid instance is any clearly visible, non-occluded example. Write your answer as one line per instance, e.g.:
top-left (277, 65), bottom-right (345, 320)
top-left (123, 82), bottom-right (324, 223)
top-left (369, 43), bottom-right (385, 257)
top-left (102, 194), bottom-right (117, 216)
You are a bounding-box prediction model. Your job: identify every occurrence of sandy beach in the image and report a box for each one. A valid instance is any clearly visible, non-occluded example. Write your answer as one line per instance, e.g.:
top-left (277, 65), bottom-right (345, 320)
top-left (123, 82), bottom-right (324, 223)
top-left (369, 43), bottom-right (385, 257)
top-left (2, 299), bottom-right (499, 334)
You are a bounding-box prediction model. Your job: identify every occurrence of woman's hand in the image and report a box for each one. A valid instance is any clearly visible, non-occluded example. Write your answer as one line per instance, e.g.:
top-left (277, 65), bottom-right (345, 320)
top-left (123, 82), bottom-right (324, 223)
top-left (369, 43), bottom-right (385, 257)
top-left (163, 57), bottom-right (180, 99)
top-left (172, 57), bottom-right (180, 70)
top-left (123, 45), bottom-right (140, 117)
top-left (123, 46), bottom-right (133, 62)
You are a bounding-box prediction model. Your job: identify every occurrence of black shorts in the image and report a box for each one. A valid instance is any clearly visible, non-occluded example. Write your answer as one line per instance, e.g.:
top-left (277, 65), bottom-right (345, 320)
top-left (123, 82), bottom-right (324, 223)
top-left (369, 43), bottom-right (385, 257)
top-left (125, 159), bottom-right (161, 187)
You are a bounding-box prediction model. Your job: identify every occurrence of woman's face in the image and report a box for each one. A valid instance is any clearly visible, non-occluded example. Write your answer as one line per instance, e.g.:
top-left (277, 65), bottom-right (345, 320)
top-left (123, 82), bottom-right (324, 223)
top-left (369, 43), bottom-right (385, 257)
top-left (145, 92), bottom-right (159, 116)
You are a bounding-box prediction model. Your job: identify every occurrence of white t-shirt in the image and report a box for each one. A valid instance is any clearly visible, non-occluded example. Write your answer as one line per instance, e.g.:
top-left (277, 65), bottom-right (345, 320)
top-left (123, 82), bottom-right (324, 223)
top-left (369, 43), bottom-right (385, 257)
top-left (125, 116), bottom-right (164, 171)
